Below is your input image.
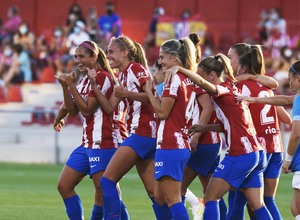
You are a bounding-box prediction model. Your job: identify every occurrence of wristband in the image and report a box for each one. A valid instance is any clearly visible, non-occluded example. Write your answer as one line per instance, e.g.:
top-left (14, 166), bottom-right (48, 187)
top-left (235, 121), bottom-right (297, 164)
top-left (285, 153), bottom-right (294, 162)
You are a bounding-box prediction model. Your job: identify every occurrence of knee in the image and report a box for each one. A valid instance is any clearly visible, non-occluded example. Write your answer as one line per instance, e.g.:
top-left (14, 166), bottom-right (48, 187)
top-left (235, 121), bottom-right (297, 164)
top-left (100, 176), bottom-right (116, 190)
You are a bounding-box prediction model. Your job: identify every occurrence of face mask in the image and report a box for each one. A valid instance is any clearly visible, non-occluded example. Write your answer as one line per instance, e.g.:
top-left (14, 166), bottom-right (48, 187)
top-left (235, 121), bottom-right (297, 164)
top-left (270, 13), bottom-right (279, 21)
top-left (73, 26), bottom-right (81, 34)
top-left (4, 49), bottom-right (13, 57)
top-left (19, 26), bottom-right (28, 34)
top-left (54, 30), bottom-right (62, 37)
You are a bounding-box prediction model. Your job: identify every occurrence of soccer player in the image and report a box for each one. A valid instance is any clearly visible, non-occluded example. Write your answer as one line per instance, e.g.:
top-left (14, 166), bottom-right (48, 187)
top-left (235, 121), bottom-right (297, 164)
top-left (145, 36), bottom-right (198, 220)
top-left (54, 40), bottom-right (128, 220)
top-left (99, 35), bottom-right (157, 219)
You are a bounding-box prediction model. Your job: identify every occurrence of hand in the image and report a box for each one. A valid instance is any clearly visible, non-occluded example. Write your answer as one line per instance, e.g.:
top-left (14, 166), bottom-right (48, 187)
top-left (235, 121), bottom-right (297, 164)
top-left (190, 133), bottom-right (200, 153)
top-left (87, 67), bottom-right (97, 86)
top-left (235, 95), bottom-right (255, 103)
top-left (54, 119), bottom-right (65, 132)
top-left (189, 124), bottom-right (206, 136)
top-left (114, 84), bottom-right (127, 98)
top-left (281, 160), bottom-right (292, 174)
top-left (235, 74), bottom-right (251, 83)
top-left (145, 79), bottom-right (154, 95)
top-left (55, 72), bottom-right (75, 87)
top-left (165, 66), bottom-right (179, 83)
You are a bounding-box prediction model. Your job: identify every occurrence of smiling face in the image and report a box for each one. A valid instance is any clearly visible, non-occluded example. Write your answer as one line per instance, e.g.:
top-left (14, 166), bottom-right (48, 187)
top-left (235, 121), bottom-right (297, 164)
top-left (74, 46), bottom-right (96, 72)
top-left (106, 41), bottom-right (128, 71)
top-left (158, 49), bottom-right (179, 70)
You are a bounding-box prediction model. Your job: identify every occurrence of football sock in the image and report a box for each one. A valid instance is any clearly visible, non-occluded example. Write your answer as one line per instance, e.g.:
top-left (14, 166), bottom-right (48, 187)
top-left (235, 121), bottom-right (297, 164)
top-left (63, 194), bottom-right (83, 220)
top-left (253, 206), bottom-right (272, 220)
top-left (203, 201), bottom-right (219, 220)
top-left (90, 204), bottom-right (103, 220)
top-left (264, 196), bottom-right (282, 220)
top-left (100, 177), bottom-right (120, 219)
top-left (170, 202), bottom-right (189, 220)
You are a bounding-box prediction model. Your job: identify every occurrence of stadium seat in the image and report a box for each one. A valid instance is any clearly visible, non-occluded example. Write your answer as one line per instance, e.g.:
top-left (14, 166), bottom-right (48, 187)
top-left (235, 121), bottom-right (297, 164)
top-left (6, 84), bottom-right (23, 102)
top-left (22, 106), bottom-right (49, 125)
top-left (39, 66), bottom-right (56, 83)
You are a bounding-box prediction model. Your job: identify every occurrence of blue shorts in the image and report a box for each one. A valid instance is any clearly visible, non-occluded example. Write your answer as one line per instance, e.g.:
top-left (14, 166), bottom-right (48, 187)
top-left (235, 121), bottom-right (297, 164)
top-left (187, 143), bottom-right (221, 176)
top-left (154, 149), bottom-right (191, 181)
top-left (66, 145), bottom-right (117, 177)
top-left (212, 151), bottom-right (260, 189)
top-left (241, 150), bottom-right (266, 188)
top-left (120, 134), bottom-right (156, 160)
top-left (264, 152), bottom-right (283, 178)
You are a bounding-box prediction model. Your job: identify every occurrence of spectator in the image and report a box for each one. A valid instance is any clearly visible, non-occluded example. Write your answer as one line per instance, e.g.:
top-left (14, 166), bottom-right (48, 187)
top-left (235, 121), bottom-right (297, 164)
top-left (2, 43), bottom-right (32, 85)
top-left (144, 7), bottom-right (165, 61)
top-left (63, 20), bottom-right (90, 73)
top-left (86, 6), bottom-right (99, 42)
top-left (97, 1), bottom-right (121, 49)
top-left (49, 26), bottom-right (68, 75)
top-left (65, 3), bottom-right (85, 35)
top-left (174, 9), bottom-right (192, 40)
top-left (265, 7), bottom-right (287, 36)
top-left (13, 21), bottom-right (35, 54)
top-left (0, 5), bottom-right (22, 43)
top-left (257, 9), bottom-right (270, 43)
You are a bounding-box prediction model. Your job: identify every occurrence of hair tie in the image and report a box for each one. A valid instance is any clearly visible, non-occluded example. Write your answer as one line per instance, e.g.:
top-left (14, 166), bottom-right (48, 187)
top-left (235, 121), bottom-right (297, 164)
top-left (214, 55), bottom-right (219, 60)
top-left (290, 65), bottom-right (300, 75)
top-left (179, 39), bottom-right (184, 44)
top-left (79, 42), bottom-right (97, 55)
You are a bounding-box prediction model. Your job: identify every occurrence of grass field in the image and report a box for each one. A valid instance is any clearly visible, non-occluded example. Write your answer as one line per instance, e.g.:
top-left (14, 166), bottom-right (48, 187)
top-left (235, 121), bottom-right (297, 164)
top-left (0, 162), bottom-right (295, 220)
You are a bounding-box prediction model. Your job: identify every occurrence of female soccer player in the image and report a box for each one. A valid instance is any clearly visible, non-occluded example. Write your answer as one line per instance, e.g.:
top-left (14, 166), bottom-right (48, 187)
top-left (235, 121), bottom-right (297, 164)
top-left (145, 36), bottom-right (198, 220)
top-left (98, 35), bottom-right (157, 219)
top-left (54, 40), bottom-right (128, 220)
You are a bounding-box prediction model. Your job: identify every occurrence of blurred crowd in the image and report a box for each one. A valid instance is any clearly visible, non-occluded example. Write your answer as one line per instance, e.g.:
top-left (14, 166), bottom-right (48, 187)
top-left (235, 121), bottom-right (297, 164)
top-left (0, 3), bottom-right (299, 96)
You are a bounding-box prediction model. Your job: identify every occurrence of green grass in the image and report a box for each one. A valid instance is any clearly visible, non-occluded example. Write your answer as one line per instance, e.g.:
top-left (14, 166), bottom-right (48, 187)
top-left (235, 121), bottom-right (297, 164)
top-left (0, 163), bottom-right (294, 219)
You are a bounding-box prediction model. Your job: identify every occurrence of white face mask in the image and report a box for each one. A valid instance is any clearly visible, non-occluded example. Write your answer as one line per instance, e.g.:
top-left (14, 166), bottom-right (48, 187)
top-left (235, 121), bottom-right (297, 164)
top-left (4, 49), bottom-right (13, 57)
top-left (54, 30), bottom-right (62, 37)
top-left (19, 26), bottom-right (28, 34)
top-left (270, 13), bottom-right (279, 21)
top-left (73, 26), bottom-right (81, 34)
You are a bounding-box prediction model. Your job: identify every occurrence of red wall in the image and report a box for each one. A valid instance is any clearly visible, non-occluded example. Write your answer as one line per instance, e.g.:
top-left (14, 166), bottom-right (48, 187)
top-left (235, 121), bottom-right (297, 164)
top-left (1, 0), bottom-right (300, 46)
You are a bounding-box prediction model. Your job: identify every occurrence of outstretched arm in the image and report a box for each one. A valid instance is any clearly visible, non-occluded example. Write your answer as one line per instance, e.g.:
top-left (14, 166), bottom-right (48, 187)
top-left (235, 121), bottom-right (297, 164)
top-left (165, 66), bottom-right (218, 96)
top-left (237, 95), bottom-right (295, 106)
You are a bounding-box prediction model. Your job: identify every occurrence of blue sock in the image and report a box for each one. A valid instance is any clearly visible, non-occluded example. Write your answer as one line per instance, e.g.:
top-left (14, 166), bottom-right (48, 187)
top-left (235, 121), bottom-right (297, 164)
top-left (120, 200), bottom-right (130, 220)
top-left (226, 190), bottom-right (247, 220)
top-left (63, 195), bottom-right (83, 220)
top-left (253, 206), bottom-right (272, 220)
top-left (203, 201), bottom-right (219, 220)
top-left (90, 204), bottom-right (103, 220)
top-left (219, 197), bottom-right (227, 220)
top-left (169, 202), bottom-right (189, 220)
top-left (226, 189), bottom-right (235, 219)
top-left (152, 200), bottom-right (172, 220)
top-left (100, 177), bottom-right (120, 219)
top-left (264, 196), bottom-right (282, 220)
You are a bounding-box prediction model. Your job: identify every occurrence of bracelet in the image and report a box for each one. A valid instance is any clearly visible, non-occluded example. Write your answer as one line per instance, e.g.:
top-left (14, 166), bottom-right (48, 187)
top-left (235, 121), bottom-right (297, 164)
top-left (285, 153), bottom-right (294, 162)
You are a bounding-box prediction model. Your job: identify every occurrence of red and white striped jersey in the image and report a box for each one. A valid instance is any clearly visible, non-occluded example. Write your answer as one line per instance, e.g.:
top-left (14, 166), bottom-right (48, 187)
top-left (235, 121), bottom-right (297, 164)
top-left (193, 87), bottom-right (221, 145)
top-left (118, 62), bottom-right (157, 138)
top-left (157, 72), bottom-right (198, 150)
top-left (238, 80), bottom-right (283, 153)
top-left (76, 69), bottom-right (117, 149)
top-left (211, 80), bottom-right (261, 156)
